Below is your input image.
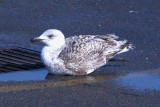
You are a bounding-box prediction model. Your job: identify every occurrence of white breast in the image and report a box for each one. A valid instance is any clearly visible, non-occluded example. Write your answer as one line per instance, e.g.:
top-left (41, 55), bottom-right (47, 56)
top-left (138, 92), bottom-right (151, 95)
top-left (41, 46), bottom-right (71, 74)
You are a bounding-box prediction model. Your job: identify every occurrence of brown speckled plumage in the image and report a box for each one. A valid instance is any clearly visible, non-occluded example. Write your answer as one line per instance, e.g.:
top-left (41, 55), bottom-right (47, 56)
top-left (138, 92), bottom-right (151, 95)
top-left (59, 34), bottom-right (133, 75)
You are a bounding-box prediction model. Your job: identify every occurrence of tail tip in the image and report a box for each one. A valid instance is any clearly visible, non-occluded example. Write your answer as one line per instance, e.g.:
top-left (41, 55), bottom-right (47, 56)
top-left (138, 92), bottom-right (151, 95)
top-left (127, 43), bottom-right (135, 50)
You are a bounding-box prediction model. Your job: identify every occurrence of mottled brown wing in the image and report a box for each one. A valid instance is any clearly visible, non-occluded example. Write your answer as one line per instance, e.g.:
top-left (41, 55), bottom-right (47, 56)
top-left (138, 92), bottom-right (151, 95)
top-left (59, 35), bottom-right (118, 72)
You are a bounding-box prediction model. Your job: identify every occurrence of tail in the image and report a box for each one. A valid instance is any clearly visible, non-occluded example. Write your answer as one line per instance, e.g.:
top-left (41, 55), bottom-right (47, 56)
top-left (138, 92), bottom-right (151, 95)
top-left (118, 40), bottom-right (135, 54)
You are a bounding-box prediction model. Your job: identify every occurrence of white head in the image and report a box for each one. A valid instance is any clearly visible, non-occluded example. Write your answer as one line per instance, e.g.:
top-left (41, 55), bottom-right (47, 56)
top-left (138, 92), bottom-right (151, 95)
top-left (31, 29), bottom-right (65, 48)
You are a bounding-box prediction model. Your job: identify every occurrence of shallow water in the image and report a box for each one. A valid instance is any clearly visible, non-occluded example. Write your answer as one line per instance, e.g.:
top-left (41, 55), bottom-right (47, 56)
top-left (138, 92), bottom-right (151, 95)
top-left (115, 70), bottom-right (160, 91)
top-left (0, 69), bottom-right (48, 81)
top-left (0, 68), bottom-right (160, 91)
top-left (0, 68), bottom-right (120, 82)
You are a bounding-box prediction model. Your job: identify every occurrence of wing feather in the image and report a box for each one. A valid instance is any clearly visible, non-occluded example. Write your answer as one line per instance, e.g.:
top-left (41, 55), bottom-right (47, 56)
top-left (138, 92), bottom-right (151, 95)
top-left (58, 35), bottom-right (119, 73)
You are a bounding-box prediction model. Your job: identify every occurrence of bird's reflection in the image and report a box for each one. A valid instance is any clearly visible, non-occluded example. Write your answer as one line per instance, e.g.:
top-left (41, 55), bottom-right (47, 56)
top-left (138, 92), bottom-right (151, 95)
top-left (45, 71), bottom-right (123, 85)
top-left (45, 68), bottom-right (160, 90)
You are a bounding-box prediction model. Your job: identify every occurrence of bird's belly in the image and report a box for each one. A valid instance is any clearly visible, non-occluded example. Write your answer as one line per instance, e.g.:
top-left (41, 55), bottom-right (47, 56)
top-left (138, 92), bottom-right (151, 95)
top-left (43, 59), bottom-right (73, 75)
top-left (43, 61), bottom-right (64, 74)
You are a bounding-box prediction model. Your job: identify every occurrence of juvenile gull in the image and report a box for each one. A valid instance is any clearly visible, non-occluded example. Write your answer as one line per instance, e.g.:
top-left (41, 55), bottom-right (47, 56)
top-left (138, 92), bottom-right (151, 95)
top-left (31, 29), bottom-right (134, 75)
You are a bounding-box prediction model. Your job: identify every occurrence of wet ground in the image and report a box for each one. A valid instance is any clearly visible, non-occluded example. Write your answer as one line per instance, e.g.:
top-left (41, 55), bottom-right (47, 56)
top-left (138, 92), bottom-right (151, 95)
top-left (0, 0), bottom-right (160, 106)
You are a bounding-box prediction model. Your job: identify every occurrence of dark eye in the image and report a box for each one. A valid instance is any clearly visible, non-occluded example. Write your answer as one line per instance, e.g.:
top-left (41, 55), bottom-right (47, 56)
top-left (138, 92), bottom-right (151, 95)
top-left (48, 35), bottom-right (53, 38)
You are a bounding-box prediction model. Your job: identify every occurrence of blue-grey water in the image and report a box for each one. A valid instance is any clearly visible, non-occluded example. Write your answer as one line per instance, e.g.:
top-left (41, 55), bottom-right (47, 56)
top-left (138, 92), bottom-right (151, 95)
top-left (115, 71), bottom-right (160, 91)
top-left (0, 69), bottom-right (48, 81)
top-left (0, 67), bottom-right (160, 91)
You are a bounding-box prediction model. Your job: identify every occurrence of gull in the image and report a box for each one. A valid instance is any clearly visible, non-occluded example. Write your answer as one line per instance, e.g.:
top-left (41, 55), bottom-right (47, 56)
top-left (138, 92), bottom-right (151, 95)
top-left (31, 29), bottom-right (134, 75)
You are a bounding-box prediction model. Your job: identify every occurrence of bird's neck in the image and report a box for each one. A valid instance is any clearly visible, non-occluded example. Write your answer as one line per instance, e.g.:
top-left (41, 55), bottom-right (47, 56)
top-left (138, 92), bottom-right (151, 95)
top-left (41, 36), bottom-right (65, 66)
top-left (41, 45), bottom-right (64, 66)
top-left (42, 37), bottom-right (65, 58)
top-left (42, 46), bottom-right (62, 58)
